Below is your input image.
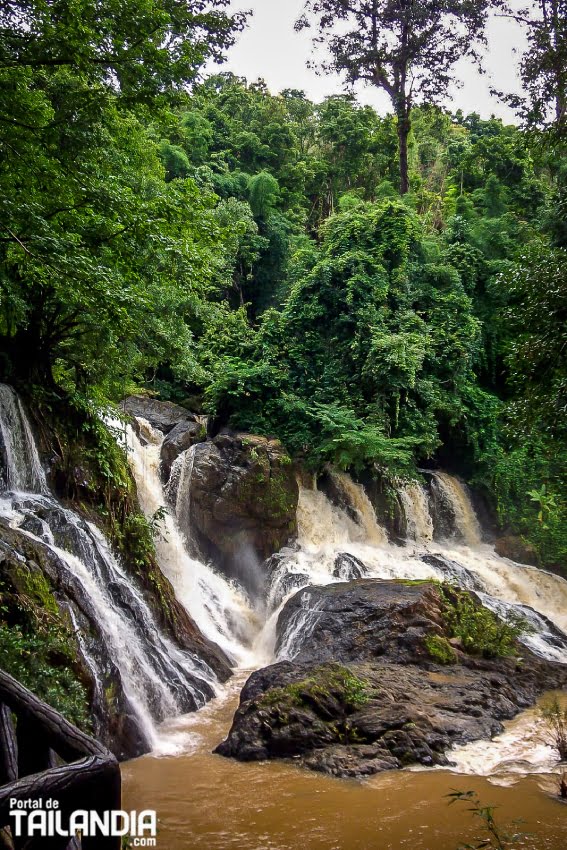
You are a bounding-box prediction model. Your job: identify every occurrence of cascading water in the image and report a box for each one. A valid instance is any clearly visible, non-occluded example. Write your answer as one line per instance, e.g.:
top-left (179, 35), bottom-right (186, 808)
top-left (327, 471), bottom-right (387, 545)
top-left (266, 475), bottom-right (567, 666)
top-left (398, 480), bottom-right (434, 543)
top-left (121, 418), bottom-right (264, 668)
top-left (0, 384), bottom-right (48, 494)
top-left (0, 385), bottom-right (218, 752)
top-left (166, 444), bottom-right (198, 550)
top-left (116, 412), bottom-right (567, 758)
top-left (429, 471), bottom-right (483, 545)
top-left (7, 379), bottom-right (565, 786)
top-left (276, 589), bottom-right (324, 661)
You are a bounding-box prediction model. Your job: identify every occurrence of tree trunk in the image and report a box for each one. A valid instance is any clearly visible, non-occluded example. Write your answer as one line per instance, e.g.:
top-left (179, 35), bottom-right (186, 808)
top-left (397, 111), bottom-right (411, 195)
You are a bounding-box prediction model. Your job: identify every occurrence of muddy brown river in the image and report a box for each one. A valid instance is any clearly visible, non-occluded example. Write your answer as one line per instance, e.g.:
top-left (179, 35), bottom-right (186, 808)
top-left (123, 679), bottom-right (567, 850)
top-left (123, 427), bottom-right (567, 849)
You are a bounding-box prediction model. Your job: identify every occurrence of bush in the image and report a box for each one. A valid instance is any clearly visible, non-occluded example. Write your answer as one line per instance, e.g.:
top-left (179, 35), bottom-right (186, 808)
top-left (440, 587), bottom-right (527, 659)
top-left (425, 634), bottom-right (457, 664)
top-left (0, 621), bottom-right (90, 729)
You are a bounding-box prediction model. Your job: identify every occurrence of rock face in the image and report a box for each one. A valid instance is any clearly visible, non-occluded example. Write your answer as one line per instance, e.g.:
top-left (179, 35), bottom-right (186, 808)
top-left (160, 420), bottom-right (207, 482)
top-left (183, 432), bottom-right (298, 592)
top-left (121, 395), bottom-right (198, 434)
top-left (216, 579), bottom-right (567, 778)
top-left (0, 509), bottom-right (231, 761)
top-left (332, 553), bottom-right (368, 581)
top-left (123, 397), bottom-right (299, 590)
top-left (495, 534), bottom-right (539, 567)
top-left (0, 520), bottom-right (144, 759)
top-left (356, 470), bottom-right (406, 543)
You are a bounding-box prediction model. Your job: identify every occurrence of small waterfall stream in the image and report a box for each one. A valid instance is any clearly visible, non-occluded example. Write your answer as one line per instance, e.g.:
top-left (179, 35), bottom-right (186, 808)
top-left (429, 470), bottom-right (483, 545)
top-left (122, 419), bottom-right (264, 668)
top-left (0, 384), bottom-right (48, 494)
top-left (0, 386), bottom-right (219, 752)
top-left (166, 443), bottom-right (198, 550)
top-left (398, 480), bottom-right (434, 542)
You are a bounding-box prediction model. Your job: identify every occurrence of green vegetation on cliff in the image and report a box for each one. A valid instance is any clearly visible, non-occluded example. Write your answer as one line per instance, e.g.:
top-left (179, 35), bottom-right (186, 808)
top-left (0, 558), bottom-right (90, 728)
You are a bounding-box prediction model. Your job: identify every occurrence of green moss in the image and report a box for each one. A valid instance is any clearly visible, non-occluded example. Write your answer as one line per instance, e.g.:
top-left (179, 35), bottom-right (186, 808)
top-left (424, 634), bottom-right (457, 665)
top-left (264, 468), bottom-right (296, 519)
top-left (397, 578), bottom-right (439, 587)
top-left (5, 562), bottom-right (58, 615)
top-left (259, 665), bottom-right (370, 714)
top-left (0, 567), bottom-right (90, 729)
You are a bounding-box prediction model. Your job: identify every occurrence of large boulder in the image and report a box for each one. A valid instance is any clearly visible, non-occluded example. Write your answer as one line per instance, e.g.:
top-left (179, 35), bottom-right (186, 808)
top-left (121, 395), bottom-right (197, 435)
top-left (216, 579), bottom-right (567, 777)
top-left (180, 432), bottom-right (298, 592)
top-left (275, 579), bottom-right (445, 664)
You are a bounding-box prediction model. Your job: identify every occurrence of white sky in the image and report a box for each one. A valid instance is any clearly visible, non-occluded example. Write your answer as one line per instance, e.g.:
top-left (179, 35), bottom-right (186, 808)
top-left (219, 1), bottom-right (526, 122)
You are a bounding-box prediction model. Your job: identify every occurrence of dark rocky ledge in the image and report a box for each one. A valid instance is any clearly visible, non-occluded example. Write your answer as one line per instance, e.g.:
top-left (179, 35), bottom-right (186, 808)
top-left (215, 579), bottom-right (567, 778)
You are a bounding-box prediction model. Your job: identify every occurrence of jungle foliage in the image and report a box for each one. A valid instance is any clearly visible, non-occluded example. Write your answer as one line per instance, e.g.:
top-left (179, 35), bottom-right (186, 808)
top-left (0, 3), bottom-right (565, 567)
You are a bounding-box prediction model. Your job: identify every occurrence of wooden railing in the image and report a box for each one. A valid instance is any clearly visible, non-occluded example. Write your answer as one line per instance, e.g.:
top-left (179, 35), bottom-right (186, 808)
top-left (0, 669), bottom-right (121, 850)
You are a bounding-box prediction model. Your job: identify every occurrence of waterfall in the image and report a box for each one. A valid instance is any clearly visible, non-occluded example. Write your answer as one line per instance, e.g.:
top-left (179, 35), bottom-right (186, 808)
top-left (122, 418), bottom-right (264, 668)
top-left (268, 471), bottom-right (567, 665)
top-left (0, 384), bottom-right (48, 494)
top-left (166, 444), bottom-right (197, 550)
top-left (297, 482), bottom-right (387, 551)
top-left (0, 386), bottom-right (217, 751)
top-left (429, 471), bottom-right (483, 545)
top-left (276, 590), bottom-right (324, 661)
top-left (329, 471), bottom-right (387, 545)
top-left (398, 481), bottom-right (434, 543)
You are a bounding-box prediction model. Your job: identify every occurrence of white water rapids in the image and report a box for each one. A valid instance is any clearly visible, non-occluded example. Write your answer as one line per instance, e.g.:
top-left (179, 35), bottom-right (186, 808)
top-left (1, 382), bottom-right (566, 779)
top-left (0, 386), bottom-right (219, 751)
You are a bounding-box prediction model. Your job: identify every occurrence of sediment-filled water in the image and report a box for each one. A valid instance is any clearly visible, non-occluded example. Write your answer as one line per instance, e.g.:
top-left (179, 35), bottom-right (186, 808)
top-left (3, 387), bottom-right (563, 844)
top-left (123, 683), bottom-right (567, 850)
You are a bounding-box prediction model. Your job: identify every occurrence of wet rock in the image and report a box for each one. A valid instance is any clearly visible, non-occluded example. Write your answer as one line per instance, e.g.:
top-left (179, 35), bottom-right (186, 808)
top-left (420, 554), bottom-right (485, 592)
top-left (275, 579), bottom-right (445, 664)
top-left (160, 420), bottom-right (207, 482)
top-left (185, 432), bottom-right (298, 591)
top-left (318, 470), bottom-right (358, 525)
top-left (0, 520), bottom-right (143, 758)
top-left (217, 580), bottom-right (567, 778)
top-left (264, 550), bottom-right (309, 610)
top-left (332, 553), bottom-right (368, 581)
top-left (0, 508), bottom-right (231, 761)
top-left (495, 534), bottom-right (539, 567)
top-left (356, 469), bottom-right (406, 543)
top-left (120, 395), bottom-right (197, 434)
top-left (426, 473), bottom-right (457, 540)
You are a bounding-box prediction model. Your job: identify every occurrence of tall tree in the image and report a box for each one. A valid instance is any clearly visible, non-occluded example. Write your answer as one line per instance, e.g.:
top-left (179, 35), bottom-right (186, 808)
top-left (296, 0), bottom-right (490, 194)
top-left (0, 0), bottom-right (245, 389)
top-left (499, 0), bottom-right (567, 134)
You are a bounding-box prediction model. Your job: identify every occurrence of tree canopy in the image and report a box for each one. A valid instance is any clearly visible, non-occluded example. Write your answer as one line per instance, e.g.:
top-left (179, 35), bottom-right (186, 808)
top-left (0, 4), bottom-right (565, 569)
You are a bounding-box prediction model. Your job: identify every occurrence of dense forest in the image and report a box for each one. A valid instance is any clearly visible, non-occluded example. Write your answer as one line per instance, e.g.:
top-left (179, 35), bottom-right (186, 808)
top-left (1, 0), bottom-right (565, 576)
